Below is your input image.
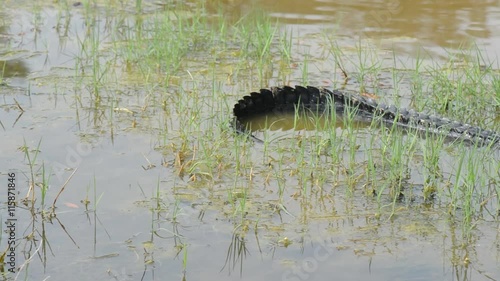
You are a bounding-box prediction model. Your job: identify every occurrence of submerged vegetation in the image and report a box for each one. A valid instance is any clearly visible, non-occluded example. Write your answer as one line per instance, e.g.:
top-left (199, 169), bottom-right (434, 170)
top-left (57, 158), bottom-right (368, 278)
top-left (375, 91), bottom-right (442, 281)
top-left (0, 0), bottom-right (499, 280)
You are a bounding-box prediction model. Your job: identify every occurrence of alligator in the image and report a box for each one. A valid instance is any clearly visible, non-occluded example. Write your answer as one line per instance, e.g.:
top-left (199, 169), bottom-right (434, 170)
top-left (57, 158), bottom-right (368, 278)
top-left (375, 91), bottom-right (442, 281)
top-left (232, 85), bottom-right (500, 147)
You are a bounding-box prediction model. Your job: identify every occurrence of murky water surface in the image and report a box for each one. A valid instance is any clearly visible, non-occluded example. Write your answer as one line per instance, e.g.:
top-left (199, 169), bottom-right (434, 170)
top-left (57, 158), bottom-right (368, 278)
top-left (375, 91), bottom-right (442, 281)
top-left (0, 0), bottom-right (499, 280)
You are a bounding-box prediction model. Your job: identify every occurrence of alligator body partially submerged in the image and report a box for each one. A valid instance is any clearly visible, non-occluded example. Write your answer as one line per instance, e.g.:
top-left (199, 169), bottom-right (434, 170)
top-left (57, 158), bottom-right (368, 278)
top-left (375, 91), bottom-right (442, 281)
top-left (232, 85), bottom-right (500, 147)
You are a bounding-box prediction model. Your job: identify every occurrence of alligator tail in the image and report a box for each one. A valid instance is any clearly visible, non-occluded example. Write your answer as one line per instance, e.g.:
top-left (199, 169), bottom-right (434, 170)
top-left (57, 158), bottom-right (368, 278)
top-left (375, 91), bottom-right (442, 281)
top-left (232, 85), bottom-right (500, 147)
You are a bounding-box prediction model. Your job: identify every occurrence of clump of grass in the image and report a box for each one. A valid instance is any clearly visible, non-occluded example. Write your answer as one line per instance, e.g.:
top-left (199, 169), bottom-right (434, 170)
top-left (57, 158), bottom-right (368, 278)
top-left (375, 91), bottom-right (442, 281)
top-left (114, 3), bottom-right (211, 84)
top-left (232, 10), bottom-right (278, 81)
top-left (355, 42), bottom-right (383, 90)
top-left (233, 11), bottom-right (276, 61)
top-left (414, 46), bottom-right (498, 128)
top-left (272, 147), bottom-right (288, 202)
top-left (15, 139), bottom-right (78, 279)
top-left (21, 138), bottom-right (42, 211)
top-left (342, 104), bottom-right (361, 178)
top-left (0, 61), bottom-right (6, 85)
top-left (366, 114), bottom-right (419, 214)
top-left (447, 145), bottom-right (498, 234)
top-left (324, 97), bottom-right (343, 168)
top-left (279, 28), bottom-right (293, 65)
top-left (301, 50), bottom-right (310, 85)
top-left (421, 132), bottom-right (446, 201)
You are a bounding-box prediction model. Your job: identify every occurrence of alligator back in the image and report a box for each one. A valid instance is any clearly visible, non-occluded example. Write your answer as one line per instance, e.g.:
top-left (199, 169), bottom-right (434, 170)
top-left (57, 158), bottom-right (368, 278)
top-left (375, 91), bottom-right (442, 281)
top-left (232, 85), bottom-right (500, 147)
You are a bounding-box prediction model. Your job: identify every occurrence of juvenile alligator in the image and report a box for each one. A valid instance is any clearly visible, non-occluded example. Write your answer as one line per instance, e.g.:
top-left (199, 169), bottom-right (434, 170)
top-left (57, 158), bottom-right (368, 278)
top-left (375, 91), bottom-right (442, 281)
top-left (233, 85), bottom-right (500, 147)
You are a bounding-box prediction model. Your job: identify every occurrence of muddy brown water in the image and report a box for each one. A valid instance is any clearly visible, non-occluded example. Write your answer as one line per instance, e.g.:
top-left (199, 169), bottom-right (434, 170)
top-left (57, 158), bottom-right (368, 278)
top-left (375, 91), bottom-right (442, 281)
top-left (0, 1), bottom-right (499, 280)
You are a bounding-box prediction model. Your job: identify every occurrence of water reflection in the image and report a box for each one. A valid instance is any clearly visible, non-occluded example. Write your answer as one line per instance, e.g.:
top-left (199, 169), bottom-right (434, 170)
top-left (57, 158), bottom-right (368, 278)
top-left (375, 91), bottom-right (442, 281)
top-left (207, 0), bottom-right (500, 55)
top-left (221, 227), bottom-right (249, 276)
top-left (0, 59), bottom-right (30, 78)
top-left (239, 111), bottom-right (369, 132)
top-left (0, 21), bottom-right (30, 79)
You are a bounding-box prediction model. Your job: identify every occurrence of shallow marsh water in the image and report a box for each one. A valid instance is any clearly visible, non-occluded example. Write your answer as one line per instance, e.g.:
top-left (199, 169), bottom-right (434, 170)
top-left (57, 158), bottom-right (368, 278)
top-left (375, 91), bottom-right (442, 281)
top-left (0, 0), bottom-right (499, 281)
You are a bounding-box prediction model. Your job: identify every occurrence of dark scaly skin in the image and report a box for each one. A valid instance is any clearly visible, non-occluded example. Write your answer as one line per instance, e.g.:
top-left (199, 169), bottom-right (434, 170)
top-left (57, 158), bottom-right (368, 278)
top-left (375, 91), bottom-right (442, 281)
top-left (232, 85), bottom-right (500, 147)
